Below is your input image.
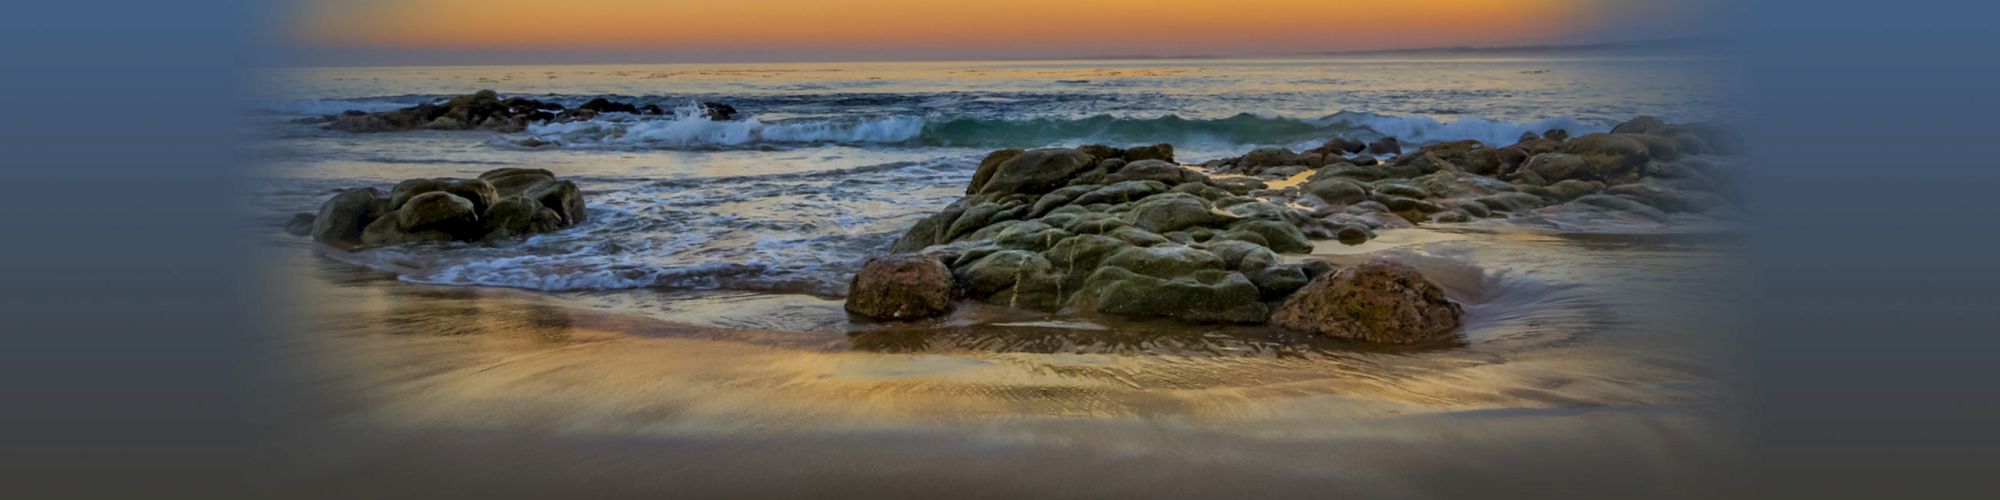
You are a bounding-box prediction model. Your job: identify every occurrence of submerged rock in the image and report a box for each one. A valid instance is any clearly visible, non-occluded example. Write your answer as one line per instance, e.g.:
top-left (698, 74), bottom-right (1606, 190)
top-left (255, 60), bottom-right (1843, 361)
top-left (319, 90), bottom-right (738, 134)
top-left (1268, 261), bottom-right (1464, 344)
top-left (846, 254), bottom-right (956, 320)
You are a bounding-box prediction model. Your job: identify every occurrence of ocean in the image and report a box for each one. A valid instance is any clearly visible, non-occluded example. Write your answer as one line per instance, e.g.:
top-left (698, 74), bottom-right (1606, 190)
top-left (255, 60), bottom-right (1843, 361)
top-left (252, 55), bottom-right (1734, 298)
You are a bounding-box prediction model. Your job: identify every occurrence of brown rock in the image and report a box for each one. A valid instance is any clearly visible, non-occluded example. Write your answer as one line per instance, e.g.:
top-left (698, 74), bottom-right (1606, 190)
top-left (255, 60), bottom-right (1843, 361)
top-left (1268, 261), bottom-right (1464, 344)
top-left (845, 254), bottom-right (956, 320)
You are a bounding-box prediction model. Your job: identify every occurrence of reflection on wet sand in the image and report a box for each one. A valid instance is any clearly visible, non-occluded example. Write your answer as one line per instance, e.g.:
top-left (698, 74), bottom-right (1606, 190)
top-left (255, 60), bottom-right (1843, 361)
top-left (257, 226), bottom-right (1745, 498)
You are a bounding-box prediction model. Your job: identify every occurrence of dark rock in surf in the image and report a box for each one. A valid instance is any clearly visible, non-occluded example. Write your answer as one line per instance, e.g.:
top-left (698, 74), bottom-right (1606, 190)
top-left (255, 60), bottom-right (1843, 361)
top-left (1367, 137), bottom-right (1402, 155)
top-left (297, 168), bottom-right (587, 250)
top-left (698, 102), bottom-right (739, 121)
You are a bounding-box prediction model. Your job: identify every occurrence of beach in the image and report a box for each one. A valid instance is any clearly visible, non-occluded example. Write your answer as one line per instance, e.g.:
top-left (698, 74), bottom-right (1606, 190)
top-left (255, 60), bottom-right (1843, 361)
top-left (247, 56), bottom-right (1747, 497)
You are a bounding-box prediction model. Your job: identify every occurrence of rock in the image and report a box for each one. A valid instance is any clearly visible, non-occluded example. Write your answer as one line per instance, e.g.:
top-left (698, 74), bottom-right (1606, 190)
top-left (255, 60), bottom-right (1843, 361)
top-left (1099, 245), bottom-right (1226, 279)
top-left (1268, 261), bottom-right (1465, 344)
top-left (1207, 176), bottom-right (1267, 195)
top-left (1335, 225), bottom-right (1371, 245)
top-left (1545, 179), bottom-right (1606, 201)
top-left (1418, 140), bottom-right (1502, 176)
top-left (1044, 234), bottom-right (1132, 276)
top-left (580, 98), bottom-right (640, 114)
top-left (1235, 147), bottom-right (1301, 170)
top-left (1515, 153), bottom-right (1587, 185)
top-left (1124, 143), bottom-right (1175, 163)
top-left (1543, 129), bottom-right (1571, 142)
top-left (359, 214), bottom-right (454, 247)
top-left (523, 179), bottom-right (587, 225)
top-left (1074, 181), bottom-right (1167, 206)
top-left (967, 149), bottom-right (1024, 195)
top-left (388, 178), bottom-right (499, 215)
top-left (309, 170), bottom-right (586, 250)
top-left (1305, 177), bottom-right (1370, 205)
top-left (1074, 268), bottom-right (1268, 324)
top-left (1474, 192), bottom-right (1547, 213)
top-left (845, 254), bottom-right (955, 320)
top-left (1171, 182), bottom-right (1232, 201)
top-left (1248, 264), bottom-right (1311, 300)
top-left (1256, 165), bottom-right (1307, 179)
top-left (1617, 132), bottom-right (1683, 162)
top-left (1610, 116), bottom-right (1667, 135)
top-left (309, 188), bottom-right (385, 249)
top-left (957, 250), bottom-right (1064, 309)
top-left (283, 213), bottom-right (315, 237)
top-left (479, 167), bottom-right (558, 195)
top-left (1415, 171), bottom-right (1514, 198)
top-left (1367, 137), bottom-right (1402, 155)
top-left (397, 191), bottom-right (478, 233)
top-left (977, 148), bottom-right (1094, 196)
top-left (483, 195), bottom-right (565, 239)
top-left (1106, 159), bottom-right (1204, 185)
top-left (698, 102), bottom-right (738, 121)
top-left (1561, 134), bottom-right (1652, 182)
top-left (1223, 220), bottom-right (1314, 253)
top-left (1315, 137), bottom-right (1367, 155)
top-left (1128, 193), bottom-right (1234, 233)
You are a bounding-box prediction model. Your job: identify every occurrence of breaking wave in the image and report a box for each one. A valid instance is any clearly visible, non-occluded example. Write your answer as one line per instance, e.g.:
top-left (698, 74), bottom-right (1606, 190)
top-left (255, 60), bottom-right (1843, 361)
top-left (508, 109), bottom-right (1612, 151)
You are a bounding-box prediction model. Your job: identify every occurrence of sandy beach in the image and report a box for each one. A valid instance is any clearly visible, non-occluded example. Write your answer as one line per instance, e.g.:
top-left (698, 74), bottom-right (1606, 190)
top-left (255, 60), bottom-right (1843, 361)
top-left (247, 223), bottom-right (1746, 498)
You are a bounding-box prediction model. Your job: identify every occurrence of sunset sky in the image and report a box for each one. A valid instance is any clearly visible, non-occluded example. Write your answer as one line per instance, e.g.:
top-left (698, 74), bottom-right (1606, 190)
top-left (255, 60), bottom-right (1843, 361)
top-left (283, 0), bottom-right (1718, 66)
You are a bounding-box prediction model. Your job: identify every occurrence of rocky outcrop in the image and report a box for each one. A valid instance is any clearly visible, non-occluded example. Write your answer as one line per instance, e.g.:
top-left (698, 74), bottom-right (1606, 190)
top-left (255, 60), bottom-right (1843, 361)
top-left (846, 254), bottom-right (956, 320)
top-left (312, 90), bottom-right (739, 134)
top-left (879, 145), bottom-right (1335, 324)
top-left (298, 168), bottom-right (586, 250)
top-left (1268, 261), bottom-right (1464, 344)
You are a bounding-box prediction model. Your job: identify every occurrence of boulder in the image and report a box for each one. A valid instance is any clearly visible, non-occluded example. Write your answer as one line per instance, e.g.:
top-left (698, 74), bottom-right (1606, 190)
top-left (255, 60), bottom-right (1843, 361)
top-left (1074, 268), bottom-right (1268, 324)
top-left (1268, 261), bottom-right (1464, 344)
top-left (1124, 143), bottom-right (1175, 163)
top-left (1316, 137), bottom-right (1368, 155)
top-left (302, 170), bottom-right (585, 250)
top-left (845, 254), bottom-right (956, 320)
top-left (309, 188), bottom-right (385, 249)
top-left (1367, 137), bottom-right (1402, 155)
top-left (1610, 116), bottom-right (1667, 135)
top-left (1106, 159), bottom-right (1204, 185)
top-left (1515, 153), bottom-right (1586, 185)
top-left (360, 214), bottom-right (455, 247)
top-left (580, 98), bottom-right (640, 114)
top-left (1128, 193), bottom-right (1235, 233)
top-left (398, 191), bottom-right (478, 232)
top-left (1098, 245), bottom-right (1226, 279)
top-left (1305, 177), bottom-right (1370, 205)
top-left (976, 148), bottom-right (1094, 196)
top-left (484, 195), bottom-right (565, 239)
top-left (479, 168), bottom-right (558, 196)
top-left (523, 179), bottom-right (587, 225)
top-left (1561, 134), bottom-right (1652, 182)
top-left (389, 178), bottom-right (499, 215)
top-left (698, 102), bottom-right (738, 121)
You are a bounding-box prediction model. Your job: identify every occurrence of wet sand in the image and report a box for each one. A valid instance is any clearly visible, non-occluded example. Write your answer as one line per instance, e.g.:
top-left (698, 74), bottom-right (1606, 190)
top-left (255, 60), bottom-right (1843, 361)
top-left (248, 225), bottom-right (1748, 498)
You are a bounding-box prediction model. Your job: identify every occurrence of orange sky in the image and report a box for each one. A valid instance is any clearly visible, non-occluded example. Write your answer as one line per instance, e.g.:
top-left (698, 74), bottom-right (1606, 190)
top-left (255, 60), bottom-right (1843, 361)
top-left (289, 0), bottom-right (1706, 62)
